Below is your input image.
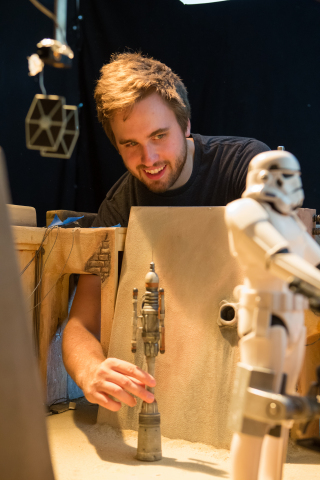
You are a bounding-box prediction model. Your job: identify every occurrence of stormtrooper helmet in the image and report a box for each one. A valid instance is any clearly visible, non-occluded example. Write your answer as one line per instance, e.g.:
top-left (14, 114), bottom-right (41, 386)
top-left (242, 150), bottom-right (304, 214)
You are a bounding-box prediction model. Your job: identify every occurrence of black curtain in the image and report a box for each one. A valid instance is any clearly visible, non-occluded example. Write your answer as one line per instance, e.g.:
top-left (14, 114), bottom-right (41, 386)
top-left (0, 0), bottom-right (80, 226)
top-left (1, 0), bottom-right (320, 225)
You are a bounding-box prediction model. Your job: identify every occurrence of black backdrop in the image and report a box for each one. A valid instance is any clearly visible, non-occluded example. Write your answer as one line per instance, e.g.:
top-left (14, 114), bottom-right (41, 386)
top-left (1, 0), bottom-right (320, 226)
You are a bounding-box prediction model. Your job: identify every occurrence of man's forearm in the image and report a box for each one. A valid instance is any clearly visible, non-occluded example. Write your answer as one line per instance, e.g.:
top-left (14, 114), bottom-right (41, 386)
top-left (62, 274), bottom-right (103, 389)
top-left (62, 318), bottom-right (105, 391)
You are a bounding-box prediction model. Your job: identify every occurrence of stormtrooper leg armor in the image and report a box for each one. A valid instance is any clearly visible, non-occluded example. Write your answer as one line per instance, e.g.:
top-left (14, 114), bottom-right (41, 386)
top-left (230, 289), bottom-right (306, 480)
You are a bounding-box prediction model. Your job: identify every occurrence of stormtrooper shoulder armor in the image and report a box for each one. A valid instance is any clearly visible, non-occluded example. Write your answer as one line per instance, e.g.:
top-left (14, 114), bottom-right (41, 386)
top-left (225, 197), bottom-right (269, 231)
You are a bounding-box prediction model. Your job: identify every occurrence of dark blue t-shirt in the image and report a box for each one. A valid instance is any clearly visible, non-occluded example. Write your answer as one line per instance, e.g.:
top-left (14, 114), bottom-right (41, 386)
top-left (92, 134), bottom-right (270, 227)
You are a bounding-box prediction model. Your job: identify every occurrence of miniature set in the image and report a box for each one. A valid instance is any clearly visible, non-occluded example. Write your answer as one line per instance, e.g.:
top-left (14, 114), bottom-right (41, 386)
top-left (3, 148), bottom-right (320, 478)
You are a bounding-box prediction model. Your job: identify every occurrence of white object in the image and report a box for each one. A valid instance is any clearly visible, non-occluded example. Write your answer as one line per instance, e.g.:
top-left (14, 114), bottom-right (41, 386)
top-left (243, 150), bottom-right (304, 215)
top-left (225, 150), bottom-right (320, 480)
top-left (7, 204), bottom-right (37, 227)
top-left (28, 54), bottom-right (44, 76)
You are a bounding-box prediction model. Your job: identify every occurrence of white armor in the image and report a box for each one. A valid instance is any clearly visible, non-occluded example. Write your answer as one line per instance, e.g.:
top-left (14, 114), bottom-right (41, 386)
top-left (225, 150), bottom-right (320, 480)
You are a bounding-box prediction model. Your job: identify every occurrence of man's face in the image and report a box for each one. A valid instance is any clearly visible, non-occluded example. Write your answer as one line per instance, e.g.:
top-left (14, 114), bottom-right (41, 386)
top-left (110, 92), bottom-right (191, 193)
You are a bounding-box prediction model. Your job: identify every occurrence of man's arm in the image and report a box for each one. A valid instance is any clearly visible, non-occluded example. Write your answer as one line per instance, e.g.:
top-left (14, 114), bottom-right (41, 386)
top-left (62, 274), bottom-right (155, 411)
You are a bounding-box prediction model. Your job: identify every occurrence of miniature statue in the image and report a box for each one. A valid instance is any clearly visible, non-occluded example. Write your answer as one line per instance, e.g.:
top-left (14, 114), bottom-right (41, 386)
top-left (225, 149), bottom-right (320, 480)
top-left (132, 261), bottom-right (165, 461)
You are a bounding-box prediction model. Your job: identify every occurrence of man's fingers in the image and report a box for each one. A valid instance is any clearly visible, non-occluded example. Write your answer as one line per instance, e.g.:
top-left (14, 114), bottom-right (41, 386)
top-left (94, 392), bottom-right (122, 412)
top-left (127, 375), bottom-right (144, 386)
top-left (90, 358), bottom-right (156, 409)
top-left (100, 381), bottom-right (139, 407)
top-left (105, 370), bottom-right (154, 403)
top-left (106, 358), bottom-right (156, 387)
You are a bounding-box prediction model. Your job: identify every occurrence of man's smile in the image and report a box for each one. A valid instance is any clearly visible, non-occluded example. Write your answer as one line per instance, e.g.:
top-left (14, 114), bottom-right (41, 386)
top-left (143, 164), bottom-right (167, 180)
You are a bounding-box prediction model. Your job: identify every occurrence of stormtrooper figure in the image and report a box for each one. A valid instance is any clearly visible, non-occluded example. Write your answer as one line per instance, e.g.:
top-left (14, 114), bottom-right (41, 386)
top-left (225, 149), bottom-right (320, 480)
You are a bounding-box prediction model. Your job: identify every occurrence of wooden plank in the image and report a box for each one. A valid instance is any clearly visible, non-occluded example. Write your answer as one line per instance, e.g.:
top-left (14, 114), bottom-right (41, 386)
top-left (12, 226), bottom-right (48, 245)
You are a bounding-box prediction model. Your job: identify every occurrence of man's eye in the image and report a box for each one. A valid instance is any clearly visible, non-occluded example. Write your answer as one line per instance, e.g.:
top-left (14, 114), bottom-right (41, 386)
top-left (125, 142), bottom-right (137, 147)
top-left (155, 134), bottom-right (165, 140)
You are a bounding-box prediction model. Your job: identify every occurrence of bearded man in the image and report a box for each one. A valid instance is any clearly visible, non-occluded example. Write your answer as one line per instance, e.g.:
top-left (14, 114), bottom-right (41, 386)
top-left (62, 52), bottom-right (270, 412)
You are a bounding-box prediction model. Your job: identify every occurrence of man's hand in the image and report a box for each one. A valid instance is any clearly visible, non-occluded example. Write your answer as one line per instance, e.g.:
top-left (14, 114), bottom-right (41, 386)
top-left (82, 357), bottom-right (156, 411)
top-left (62, 275), bottom-right (156, 411)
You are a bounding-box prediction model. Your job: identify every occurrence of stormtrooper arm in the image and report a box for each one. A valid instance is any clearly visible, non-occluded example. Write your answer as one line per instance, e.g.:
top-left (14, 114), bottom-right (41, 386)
top-left (253, 220), bottom-right (320, 289)
top-left (226, 198), bottom-right (320, 292)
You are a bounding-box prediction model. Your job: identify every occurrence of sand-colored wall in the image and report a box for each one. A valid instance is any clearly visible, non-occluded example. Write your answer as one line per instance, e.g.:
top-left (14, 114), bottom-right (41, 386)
top-left (98, 207), bottom-right (244, 448)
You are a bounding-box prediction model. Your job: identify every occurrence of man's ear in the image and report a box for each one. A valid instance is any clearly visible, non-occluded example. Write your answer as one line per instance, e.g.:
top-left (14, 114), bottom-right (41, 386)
top-left (185, 119), bottom-right (191, 137)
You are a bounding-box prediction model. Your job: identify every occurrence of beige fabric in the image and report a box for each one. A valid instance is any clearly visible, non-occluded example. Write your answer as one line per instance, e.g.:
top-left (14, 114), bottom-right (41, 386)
top-left (97, 207), bottom-right (243, 448)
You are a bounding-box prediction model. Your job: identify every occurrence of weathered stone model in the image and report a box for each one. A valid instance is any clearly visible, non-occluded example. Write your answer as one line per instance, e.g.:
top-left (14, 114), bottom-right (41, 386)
top-left (132, 261), bottom-right (165, 461)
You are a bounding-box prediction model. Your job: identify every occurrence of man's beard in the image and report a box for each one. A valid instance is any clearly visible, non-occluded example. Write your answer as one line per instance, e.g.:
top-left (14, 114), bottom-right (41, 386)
top-left (128, 138), bottom-right (188, 193)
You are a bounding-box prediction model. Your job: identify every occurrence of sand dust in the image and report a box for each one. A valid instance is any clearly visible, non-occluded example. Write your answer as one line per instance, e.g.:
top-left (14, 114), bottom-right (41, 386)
top-left (47, 398), bottom-right (320, 480)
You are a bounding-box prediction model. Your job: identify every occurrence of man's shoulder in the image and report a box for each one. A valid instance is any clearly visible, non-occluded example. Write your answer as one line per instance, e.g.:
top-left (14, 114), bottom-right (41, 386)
top-left (105, 171), bottom-right (132, 201)
top-left (92, 171), bottom-right (134, 228)
top-left (193, 133), bottom-right (269, 154)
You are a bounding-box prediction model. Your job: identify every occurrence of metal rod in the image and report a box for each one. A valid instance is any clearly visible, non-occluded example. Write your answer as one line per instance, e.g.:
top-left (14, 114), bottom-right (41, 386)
top-left (54, 0), bottom-right (67, 44)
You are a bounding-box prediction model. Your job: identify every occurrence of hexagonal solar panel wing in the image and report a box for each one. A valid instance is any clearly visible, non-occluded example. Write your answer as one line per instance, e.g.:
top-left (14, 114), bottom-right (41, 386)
top-left (40, 106), bottom-right (79, 159)
top-left (26, 95), bottom-right (66, 151)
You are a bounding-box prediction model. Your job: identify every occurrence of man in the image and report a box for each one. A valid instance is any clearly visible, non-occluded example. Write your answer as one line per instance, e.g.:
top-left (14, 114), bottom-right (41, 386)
top-left (62, 52), bottom-right (270, 412)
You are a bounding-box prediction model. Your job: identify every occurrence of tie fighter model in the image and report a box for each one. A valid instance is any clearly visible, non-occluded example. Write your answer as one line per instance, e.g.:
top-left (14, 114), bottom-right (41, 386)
top-left (40, 105), bottom-right (79, 158)
top-left (25, 94), bottom-right (79, 159)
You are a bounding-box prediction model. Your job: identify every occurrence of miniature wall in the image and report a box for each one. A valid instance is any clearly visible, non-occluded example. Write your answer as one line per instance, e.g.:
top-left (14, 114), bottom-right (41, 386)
top-left (98, 207), bottom-right (244, 448)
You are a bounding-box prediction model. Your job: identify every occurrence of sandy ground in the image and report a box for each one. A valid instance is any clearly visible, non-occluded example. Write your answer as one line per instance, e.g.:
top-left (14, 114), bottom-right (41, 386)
top-left (47, 398), bottom-right (320, 480)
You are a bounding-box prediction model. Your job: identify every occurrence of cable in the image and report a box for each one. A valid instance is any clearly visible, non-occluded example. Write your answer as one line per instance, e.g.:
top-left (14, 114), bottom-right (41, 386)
top-left (29, 228), bottom-right (76, 312)
top-left (29, 0), bottom-right (67, 44)
top-left (20, 225), bottom-right (55, 276)
top-left (29, 0), bottom-right (57, 24)
top-left (26, 226), bottom-right (60, 301)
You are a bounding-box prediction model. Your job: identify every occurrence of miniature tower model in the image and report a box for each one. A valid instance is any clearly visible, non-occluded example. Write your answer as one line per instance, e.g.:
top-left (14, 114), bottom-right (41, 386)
top-left (132, 261), bottom-right (165, 461)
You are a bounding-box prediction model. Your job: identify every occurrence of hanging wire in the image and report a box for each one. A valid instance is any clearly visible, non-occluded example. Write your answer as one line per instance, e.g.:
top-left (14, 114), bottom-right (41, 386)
top-left (33, 244), bottom-right (44, 356)
top-left (39, 70), bottom-right (47, 95)
top-left (29, 228), bottom-right (76, 312)
top-left (28, 0), bottom-right (67, 45)
top-left (20, 225), bottom-right (56, 276)
top-left (26, 227), bottom-right (60, 301)
top-left (29, 0), bottom-right (57, 24)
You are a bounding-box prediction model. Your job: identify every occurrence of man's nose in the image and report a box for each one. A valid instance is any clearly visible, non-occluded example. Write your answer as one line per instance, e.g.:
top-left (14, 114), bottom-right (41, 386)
top-left (140, 144), bottom-right (159, 165)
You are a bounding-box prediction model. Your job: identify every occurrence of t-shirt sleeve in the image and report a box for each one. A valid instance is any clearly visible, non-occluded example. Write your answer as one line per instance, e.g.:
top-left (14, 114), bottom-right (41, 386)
top-left (91, 173), bottom-right (132, 228)
top-left (91, 197), bottom-right (128, 227)
top-left (233, 139), bottom-right (270, 199)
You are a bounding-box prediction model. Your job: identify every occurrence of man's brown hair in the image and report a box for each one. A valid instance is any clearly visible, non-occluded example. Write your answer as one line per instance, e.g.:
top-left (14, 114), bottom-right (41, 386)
top-left (94, 52), bottom-right (191, 148)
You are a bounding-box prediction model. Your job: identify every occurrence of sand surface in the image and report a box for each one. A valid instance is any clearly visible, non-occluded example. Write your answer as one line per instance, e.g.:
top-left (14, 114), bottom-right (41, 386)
top-left (47, 399), bottom-right (320, 480)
